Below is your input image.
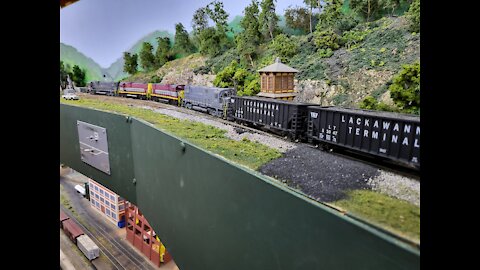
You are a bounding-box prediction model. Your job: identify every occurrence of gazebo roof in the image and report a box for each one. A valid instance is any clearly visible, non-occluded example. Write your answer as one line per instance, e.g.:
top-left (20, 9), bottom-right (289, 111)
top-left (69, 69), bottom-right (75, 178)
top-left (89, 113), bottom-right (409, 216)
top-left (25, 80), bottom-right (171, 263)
top-left (258, 58), bottom-right (299, 73)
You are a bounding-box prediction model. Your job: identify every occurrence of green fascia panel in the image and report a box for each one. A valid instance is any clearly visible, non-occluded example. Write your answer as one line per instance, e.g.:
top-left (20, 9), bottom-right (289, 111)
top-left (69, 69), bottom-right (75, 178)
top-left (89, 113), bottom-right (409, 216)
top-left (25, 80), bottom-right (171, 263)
top-left (60, 103), bottom-right (420, 270)
top-left (60, 104), bottom-right (137, 203)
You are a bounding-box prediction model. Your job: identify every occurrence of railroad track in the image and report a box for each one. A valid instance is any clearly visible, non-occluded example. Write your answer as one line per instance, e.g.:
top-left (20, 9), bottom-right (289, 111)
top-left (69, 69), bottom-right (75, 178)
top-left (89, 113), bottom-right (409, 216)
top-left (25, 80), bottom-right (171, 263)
top-left (78, 93), bottom-right (420, 179)
top-left (60, 203), bottom-right (154, 270)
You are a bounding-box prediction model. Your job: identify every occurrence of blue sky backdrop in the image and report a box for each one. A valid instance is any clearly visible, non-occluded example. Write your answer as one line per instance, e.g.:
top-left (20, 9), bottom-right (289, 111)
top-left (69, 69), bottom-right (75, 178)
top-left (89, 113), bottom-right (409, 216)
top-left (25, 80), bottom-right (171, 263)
top-left (60, 0), bottom-right (306, 68)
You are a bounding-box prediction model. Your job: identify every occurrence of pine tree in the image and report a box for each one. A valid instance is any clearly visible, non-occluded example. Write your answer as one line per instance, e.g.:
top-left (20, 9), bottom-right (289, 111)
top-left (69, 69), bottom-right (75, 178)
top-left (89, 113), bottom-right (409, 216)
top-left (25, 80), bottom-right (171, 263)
top-left (237, 0), bottom-right (261, 67)
top-left (123, 52), bottom-right (138, 75)
top-left (173, 23), bottom-right (195, 55)
top-left (71, 65), bottom-right (86, 87)
top-left (284, 5), bottom-right (310, 34)
top-left (259, 0), bottom-right (279, 41)
top-left (303, 0), bottom-right (319, 34)
top-left (155, 37), bottom-right (172, 68)
top-left (139, 42), bottom-right (156, 72)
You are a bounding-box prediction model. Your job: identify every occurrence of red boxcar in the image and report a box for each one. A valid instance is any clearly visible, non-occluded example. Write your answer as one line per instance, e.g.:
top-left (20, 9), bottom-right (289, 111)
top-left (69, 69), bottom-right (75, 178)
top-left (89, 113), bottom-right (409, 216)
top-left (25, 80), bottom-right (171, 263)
top-left (60, 210), bottom-right (70, 229)
top-left (62, 219), bottom-right (85, 244)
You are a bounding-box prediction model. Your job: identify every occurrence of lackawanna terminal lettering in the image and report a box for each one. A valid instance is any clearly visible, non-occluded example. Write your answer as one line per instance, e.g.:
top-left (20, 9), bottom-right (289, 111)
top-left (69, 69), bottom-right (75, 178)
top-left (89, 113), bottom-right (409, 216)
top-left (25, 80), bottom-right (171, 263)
top-left (342, 115), bottom-right (420, 148)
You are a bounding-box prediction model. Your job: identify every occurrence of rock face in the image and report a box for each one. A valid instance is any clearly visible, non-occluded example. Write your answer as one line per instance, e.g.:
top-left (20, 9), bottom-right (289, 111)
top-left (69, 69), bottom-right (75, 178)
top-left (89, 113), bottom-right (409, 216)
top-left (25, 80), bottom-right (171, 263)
top-left (295, 79), bottom-right (345, 105)
top-left (157, 54), bottom-right (216, 86)
top-left (294, 68), bottom-right (395, 107)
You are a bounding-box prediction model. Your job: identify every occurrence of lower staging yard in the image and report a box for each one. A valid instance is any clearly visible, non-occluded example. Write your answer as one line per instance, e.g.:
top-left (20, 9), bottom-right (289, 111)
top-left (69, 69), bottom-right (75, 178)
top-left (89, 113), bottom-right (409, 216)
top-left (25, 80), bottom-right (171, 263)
top-left (60, 168), bottom-right (179, 270)
top-left (69, 93), bottom-right (420, 243)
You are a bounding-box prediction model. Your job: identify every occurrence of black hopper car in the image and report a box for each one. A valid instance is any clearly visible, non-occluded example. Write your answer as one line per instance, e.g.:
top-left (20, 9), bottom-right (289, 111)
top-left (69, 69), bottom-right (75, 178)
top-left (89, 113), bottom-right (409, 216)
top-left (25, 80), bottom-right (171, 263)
top-left (306, 106), bottom-right (420, 170)
top-left (229, 96), bottom-right (309, 140)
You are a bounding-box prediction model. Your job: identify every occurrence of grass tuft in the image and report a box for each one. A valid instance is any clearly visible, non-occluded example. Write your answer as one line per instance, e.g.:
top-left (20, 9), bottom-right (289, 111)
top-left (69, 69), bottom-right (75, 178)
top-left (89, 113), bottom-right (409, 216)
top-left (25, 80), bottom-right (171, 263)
top-left (332, 189), bottom-right (420, 243)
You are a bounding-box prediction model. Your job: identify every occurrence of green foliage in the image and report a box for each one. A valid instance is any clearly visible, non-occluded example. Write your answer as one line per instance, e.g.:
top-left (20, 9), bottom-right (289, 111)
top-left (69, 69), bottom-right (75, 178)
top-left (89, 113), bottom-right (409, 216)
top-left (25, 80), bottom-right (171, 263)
top-left (139, 42), bottom-right (156, 72)
top-left (405, 0), bottom-right (420, 33)
top-left (206, 0), bottom-right (230, 30)
top-left (317, 0), bottom-right (344, 30)
top-left (236, 0), bottom-right (262, 67)
top-left (71, 65), bottom-right (86, 87)
top-left (360, 95), bottom-right (378, 110)
top-left (61, 97), bottom-right (281, 170)
top-left (318, 48), bottom-right (334, 58)
top-left (173, 23), bottom-right (196, 55)
top-left (193, 65), bottom-right (212, 75)
top-left (359, 95), bottom-right (397, 111)
top-left (192, 7), bottom-right (209, 36)
top-left (287, 34), bottom-right (328, 81)
top-left (123, 52), bottom-right (138, 75)
top-left (259, 0), bottom-right (279, 41)
top-left (155, 37), bottom-right (173, 68)
top-left (213, 60), bottom-right (259, 96)
top-left (389, 62), bottom-right (420, 114)
top-left (198, 27), bottom-right (223, 57)
top-left (213, 60), bottom-right (241, 87)
top-left (347, 24), bottom-right (407, 72)
top-left (350, 0), bottom-right (385, 22)
top-left (60, 61), bottom-right (68, 89)
top-left (151, 74), bottom-right (163, 83)
top-left (337, 12), bottom-right (361, 32)
top-left (371, 84), bottom-right (388, 99)
top-left (60, 61), bottom-right (87, 88)
top-left (205, 47), bottom-right (240, 74)
top-left (240, 75), bottom-right (261, 96)
top-left (206, 0), bottom-right (232, 50)
top-left (193, 1), bottom-right (233, 57)
top-left (303, 0), bottom-right (320, 33)
top-left (314, 28), bottom-right (340, 54)
top-left (333, 189), bottom-right (420, 242)
top-left (341, 25), bottom-right (372, 49)
top-left (268, 34), bottom-right (298, 62)
top-left (332, 93), bottom-right (348, 105)
top-left (284, 5), bottom-right (310, 34)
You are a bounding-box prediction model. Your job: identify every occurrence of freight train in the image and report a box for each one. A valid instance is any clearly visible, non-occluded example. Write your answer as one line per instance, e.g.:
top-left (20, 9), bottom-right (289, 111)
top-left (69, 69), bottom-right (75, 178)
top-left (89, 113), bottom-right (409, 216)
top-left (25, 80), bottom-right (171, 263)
top-left (86, 81), bottom-right (420, 170)
top-left (60, 210), bottom-right (100, 261)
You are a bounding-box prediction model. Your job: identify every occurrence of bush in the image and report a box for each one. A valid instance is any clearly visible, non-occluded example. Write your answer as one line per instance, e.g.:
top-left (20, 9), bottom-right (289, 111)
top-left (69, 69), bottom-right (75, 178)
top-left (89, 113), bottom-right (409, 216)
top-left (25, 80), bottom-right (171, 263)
top-left (314, 28), bottom-right (340, 52)
top-left (205, 47), bottom-right (240, 74)
top-left (213, 60), bottom-right (259, 95)
top-left (268, 34), bottom-right (298, 62)
top-left (193, 65), bottom-right (211, 75)
top-left (389, 61), bottom-right (420, 114)
top-left (341, 27), bottom-right (372, 49)
top-left (151, 75), bottom-right (163, 83)
top-left (318, 48), bottom-right (334, 58)
top-left (359, 95), bottom-right (398, 112)
top-left (406, 0), bottom-right (420, 33)
top-left (337, 12), bottom-right (361, 32)
top-left (332, 93), bottom-right (349, 105)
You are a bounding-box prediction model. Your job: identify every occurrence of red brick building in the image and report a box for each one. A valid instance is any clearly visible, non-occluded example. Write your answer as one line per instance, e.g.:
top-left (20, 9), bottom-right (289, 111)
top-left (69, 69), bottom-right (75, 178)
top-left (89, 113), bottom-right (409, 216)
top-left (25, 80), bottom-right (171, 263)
top-left (125, 202), bottom-right (173, 267)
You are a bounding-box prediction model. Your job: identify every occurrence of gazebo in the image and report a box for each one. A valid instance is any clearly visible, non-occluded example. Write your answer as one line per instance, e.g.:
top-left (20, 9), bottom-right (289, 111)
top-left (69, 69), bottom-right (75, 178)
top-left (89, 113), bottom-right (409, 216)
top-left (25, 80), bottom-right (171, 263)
top-left (257, 57), bottom-right (299, 101)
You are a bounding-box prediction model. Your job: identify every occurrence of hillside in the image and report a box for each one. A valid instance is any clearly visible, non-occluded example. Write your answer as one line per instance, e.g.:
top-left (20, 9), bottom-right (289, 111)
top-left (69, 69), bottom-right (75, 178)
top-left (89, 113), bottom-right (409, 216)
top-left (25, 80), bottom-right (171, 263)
top-left (106, 30), bottom-right (174, 81)
top-left (60, 43), bottom-right (110, 82)
top-left (125, 15), bottom-right (419, 111)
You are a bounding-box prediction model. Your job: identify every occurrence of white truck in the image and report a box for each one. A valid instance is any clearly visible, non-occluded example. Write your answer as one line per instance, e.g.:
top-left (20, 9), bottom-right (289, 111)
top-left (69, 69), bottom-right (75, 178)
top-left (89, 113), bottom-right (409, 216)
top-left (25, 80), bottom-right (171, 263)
top-left (62, 89), bottom-right (79, 100)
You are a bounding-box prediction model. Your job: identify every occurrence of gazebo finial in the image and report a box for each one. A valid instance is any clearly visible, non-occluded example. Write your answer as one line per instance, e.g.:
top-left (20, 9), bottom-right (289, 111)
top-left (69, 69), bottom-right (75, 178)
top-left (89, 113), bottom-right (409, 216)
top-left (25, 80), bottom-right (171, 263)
top-left (275, 57), bottom-right (281, 63)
